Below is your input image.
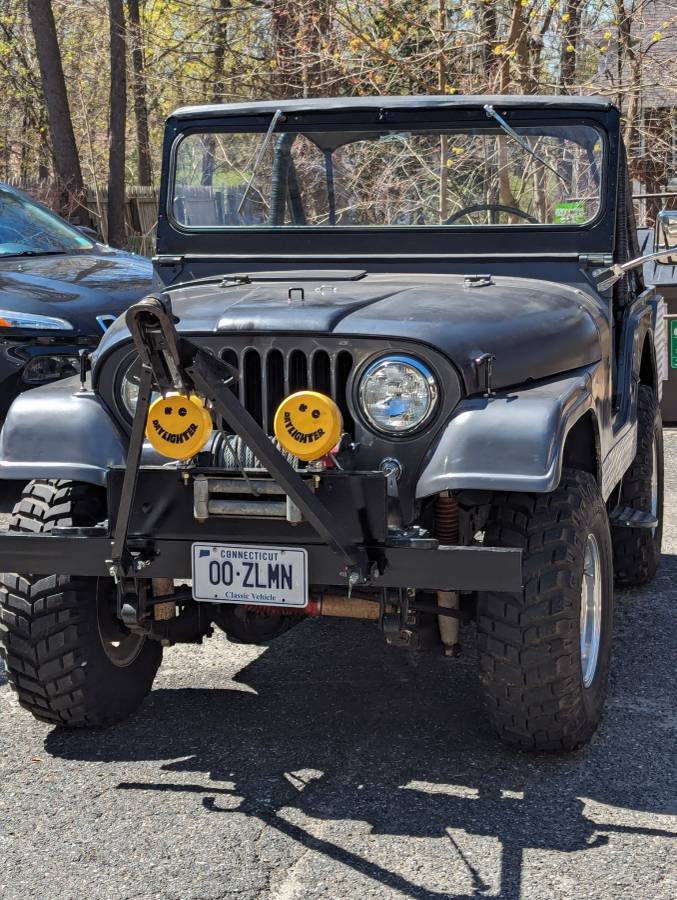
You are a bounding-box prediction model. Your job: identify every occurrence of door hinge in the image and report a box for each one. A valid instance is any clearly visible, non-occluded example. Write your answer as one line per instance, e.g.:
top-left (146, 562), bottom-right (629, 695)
top-left (578, 253), bottom-right (613, 268)
top-left (153, 254), bottom-right (184, 267)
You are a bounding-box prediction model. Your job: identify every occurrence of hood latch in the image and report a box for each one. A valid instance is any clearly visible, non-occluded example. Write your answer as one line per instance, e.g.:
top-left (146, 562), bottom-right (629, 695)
top-left (473, 352), bottom-right (496, 397)
top-left (464, 274), bottom-right (494, 288)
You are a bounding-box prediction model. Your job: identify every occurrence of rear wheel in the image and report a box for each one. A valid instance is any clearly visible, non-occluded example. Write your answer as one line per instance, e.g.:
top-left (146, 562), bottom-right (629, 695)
top-left (476, 470), bottom-right (613, 751)
top-left (0, 479), bottom-right (162, 728)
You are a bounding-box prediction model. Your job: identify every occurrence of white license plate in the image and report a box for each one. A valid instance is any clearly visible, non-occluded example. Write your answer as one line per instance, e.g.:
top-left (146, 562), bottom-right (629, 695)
top-left (191, 543), bottom-right (308, 607)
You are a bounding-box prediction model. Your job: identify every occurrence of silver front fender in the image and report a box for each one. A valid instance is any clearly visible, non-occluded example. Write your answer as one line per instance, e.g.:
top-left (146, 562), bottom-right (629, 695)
top-left (0, 377), bottom-right (127, 486)
top-left (416, 369), bottom-right (596, 497)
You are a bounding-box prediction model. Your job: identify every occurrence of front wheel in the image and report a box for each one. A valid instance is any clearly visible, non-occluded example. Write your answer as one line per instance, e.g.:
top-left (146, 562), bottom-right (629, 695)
top-left (0, 480), bottom-right (162, 728)
top-left (476, 470), bottom-right (613, 751)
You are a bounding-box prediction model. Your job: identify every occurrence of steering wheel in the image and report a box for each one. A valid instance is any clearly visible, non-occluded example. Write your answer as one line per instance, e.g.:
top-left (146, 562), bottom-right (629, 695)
top-left (445, 203), bottom-right (539, 225)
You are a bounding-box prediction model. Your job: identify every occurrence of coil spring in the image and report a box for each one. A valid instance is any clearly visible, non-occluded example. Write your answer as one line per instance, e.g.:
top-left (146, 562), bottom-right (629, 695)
top-left (435, 492), bottom-right (459, 545)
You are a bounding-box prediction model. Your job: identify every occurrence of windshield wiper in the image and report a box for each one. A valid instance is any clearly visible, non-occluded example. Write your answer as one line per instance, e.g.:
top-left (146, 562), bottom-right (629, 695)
top-left (237, 108), bottom-right (284, 214)
top-left (483, 104), bottom-right (568, 187)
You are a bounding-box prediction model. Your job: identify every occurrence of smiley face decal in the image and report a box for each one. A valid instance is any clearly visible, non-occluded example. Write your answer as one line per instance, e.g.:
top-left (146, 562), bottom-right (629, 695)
top-left (145, 393), bottom-right (212, 460)
top-left (273, 390), bottom-right (343, 461)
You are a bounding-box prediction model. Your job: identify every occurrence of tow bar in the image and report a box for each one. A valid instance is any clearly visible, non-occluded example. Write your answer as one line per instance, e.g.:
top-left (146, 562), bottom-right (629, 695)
top-left (107, 294), bottom-right (373, 624)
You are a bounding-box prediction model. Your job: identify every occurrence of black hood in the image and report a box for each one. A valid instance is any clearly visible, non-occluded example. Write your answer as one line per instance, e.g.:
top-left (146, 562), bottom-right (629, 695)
top-left (99, 272), bottom-right (604, 391)
top-left (0, 249), bottom-right (154, 336)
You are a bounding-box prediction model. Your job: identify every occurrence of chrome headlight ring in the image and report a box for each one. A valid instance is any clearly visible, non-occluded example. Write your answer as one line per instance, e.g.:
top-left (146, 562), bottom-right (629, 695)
top-left (117, 355), bottom-right (159, 419)
top-left (358, 354), bottom-right (439, 436)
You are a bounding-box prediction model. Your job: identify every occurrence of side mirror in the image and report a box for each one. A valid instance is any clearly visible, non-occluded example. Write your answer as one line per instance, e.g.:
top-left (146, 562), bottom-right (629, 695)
top-left (594, 234), bottom-right (677, 291)
top-left (655, 210), bottom-right (677, 266)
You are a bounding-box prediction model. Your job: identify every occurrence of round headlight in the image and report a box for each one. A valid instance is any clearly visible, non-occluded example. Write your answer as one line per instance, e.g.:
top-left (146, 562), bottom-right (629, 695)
top-left (358, 355), bottom-right (438, 434)
top-left (119, 357), bottom-right (158, 418)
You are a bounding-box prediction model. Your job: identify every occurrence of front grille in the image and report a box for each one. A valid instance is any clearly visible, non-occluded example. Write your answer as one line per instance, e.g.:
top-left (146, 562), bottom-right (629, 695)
top-left (220, 343), bottom-right (355, 436)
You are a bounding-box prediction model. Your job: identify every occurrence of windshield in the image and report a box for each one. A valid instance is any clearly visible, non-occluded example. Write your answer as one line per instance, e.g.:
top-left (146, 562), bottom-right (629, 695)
top-left (0, 187), bottom-right (94, 256)
top-left (172, 123), bottom-right (604, 230)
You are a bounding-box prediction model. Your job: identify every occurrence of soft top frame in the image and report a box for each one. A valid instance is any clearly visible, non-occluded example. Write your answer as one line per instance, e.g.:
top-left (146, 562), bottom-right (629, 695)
top-left (171, 94), bottom-right (615, 120)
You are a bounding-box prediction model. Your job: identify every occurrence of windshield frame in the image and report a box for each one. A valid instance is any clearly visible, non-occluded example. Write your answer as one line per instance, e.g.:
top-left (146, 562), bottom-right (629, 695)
top-left (158, 104), bottom-right (620, 260)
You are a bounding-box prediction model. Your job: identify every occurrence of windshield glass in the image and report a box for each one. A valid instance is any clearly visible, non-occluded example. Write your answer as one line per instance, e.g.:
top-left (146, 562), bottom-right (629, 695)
top-left (172, 123), bottom-right (603, 229)
top-left (0, 187), bottom-right (94, 256)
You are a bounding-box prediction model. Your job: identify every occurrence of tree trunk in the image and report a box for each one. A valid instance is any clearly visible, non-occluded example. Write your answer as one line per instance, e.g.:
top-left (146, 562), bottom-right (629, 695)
top-left (26, 0), bottom-right (88, 219)
top-left (438, 0), bottom-right (448, 222)
top-left (127, 0), bottom-right (152, 186)
top-left (559, 0), bottom-right (581, 93)
top-left (299, 1), bottom-right (334, 97)
top-left (211, 0), bottom-right (230, 104)
top-left (497, 2), bottom-right (522, 210)
top-left (272, 0), bottom-right (302, 98)
top-left (201, 0), bottom-right (231, 186)
top-left (480, 3), bottom-right (498, 88)
top-left (107, 0), bottom-right (127, 247)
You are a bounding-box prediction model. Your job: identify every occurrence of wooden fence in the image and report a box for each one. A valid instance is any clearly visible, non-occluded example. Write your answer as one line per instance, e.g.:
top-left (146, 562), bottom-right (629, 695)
top-left (3, 177), bottom-right (159, 256)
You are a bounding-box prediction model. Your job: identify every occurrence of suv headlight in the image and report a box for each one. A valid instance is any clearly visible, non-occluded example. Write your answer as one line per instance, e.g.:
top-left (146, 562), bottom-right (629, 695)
top-left (119, 357), bottom-right (158, 417)
top-left (358, 354), bottom-right (438, 435)
top-left (0, 309), bottom-right (73, 331)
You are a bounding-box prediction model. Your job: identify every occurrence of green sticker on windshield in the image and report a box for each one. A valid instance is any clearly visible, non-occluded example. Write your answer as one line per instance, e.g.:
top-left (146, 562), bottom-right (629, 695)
top-left (554, 201), bottom-right (586, 224)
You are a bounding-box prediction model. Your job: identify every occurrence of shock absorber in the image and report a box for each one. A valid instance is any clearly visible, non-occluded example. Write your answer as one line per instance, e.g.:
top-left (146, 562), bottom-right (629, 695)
top-left (435, 491), bottom-right (461, 656)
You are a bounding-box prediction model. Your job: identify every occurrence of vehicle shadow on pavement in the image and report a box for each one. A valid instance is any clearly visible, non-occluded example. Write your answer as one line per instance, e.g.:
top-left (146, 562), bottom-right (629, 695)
top-left (44, 565), bottom-right (677, 900)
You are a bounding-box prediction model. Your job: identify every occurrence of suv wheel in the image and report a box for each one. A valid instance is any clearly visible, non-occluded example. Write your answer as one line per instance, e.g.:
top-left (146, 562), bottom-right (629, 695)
top-left (611, 384), bottom-right (663, 586)
top-left (0, 480), bottom-right (162, 728)
top-left (476, 469), bottom-right (613, 751)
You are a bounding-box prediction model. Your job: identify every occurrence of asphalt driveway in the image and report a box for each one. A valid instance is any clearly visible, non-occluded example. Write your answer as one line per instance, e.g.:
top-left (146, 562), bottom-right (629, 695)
top-left (1, 437), bottom-right (675, 900)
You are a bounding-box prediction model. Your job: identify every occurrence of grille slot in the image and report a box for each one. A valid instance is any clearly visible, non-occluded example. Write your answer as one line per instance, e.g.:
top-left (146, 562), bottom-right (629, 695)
top-left (220, 344), bottom-right (354, 436)
top-left (312, 350), bottom-right (331, 395)
top-left (242, 349), bottom-right (263, 426)
top-left (265, 349), bottom-right (285, 431)
top-left (336, 350), bottom-right (355, 434)
top-left (221, 349), bottom-right (239, 398)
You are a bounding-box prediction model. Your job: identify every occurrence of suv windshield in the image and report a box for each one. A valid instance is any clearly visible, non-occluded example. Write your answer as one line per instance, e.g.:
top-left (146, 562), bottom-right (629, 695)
top-left (0, 187), bottom-right (94, 257)
top-left (172, 123), bottom-right (603, 230)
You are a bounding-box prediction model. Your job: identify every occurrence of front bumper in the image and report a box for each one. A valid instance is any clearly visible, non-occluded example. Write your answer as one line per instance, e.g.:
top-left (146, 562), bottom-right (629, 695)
top-left (0, 530), bottom-right (522, 591)
top-left (0, 463), bottom-right (523, 591)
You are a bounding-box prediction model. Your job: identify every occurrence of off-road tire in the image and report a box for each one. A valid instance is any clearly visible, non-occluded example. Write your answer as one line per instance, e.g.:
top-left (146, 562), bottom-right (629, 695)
top-left (611, 384), bottom-right (663, 586)
top-left (0, 480), bottom-right (162, 728)
top-left (476, 470), bottom-right (613, 751)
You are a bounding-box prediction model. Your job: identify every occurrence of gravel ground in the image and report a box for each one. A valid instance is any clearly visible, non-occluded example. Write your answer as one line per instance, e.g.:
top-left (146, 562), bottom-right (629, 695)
top-left (1, 439), bottom-right (676, 900)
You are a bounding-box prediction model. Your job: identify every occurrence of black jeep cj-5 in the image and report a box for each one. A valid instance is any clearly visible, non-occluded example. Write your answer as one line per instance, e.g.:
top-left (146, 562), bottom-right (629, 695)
top-left (0, 96), bottom-right (672, 750)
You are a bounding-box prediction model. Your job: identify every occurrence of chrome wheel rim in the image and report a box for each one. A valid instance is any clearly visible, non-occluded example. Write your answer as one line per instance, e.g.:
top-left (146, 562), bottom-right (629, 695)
top-left (97, 580), bottom-right (145, 667)
top-left (580, 532), bottom-right (603, 688)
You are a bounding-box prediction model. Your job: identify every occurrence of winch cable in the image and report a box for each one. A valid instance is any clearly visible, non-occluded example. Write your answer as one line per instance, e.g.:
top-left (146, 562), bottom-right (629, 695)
top-left (222, 432), bottom-right (260, 496)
